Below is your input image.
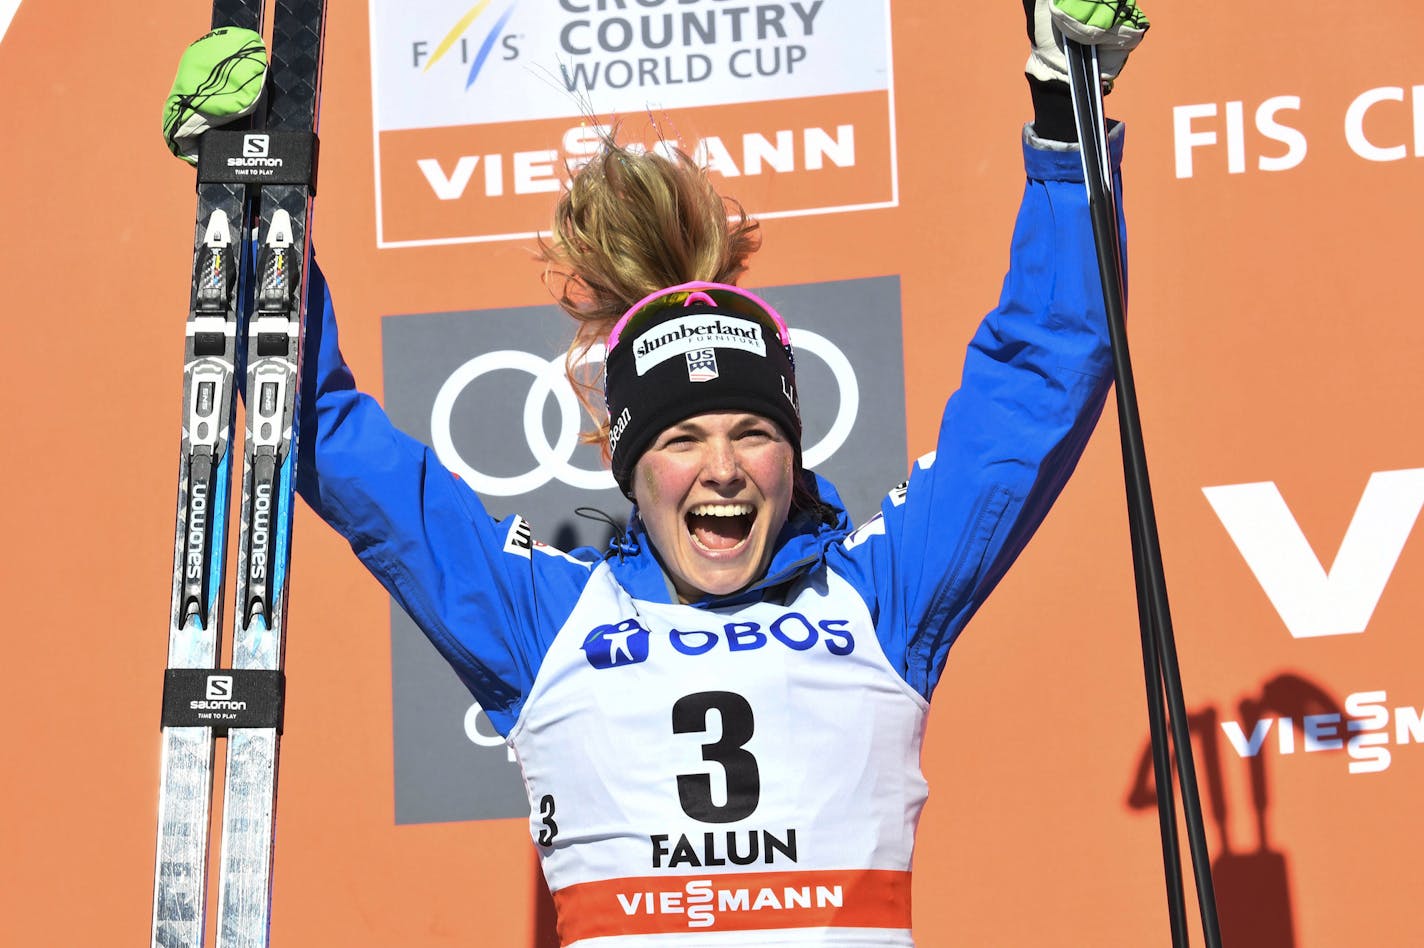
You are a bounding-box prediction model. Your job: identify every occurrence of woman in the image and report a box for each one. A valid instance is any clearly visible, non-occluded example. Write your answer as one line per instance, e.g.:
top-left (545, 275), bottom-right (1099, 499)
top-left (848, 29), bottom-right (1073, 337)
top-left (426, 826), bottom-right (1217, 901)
top-left (168, 1), bottom-right (1147, 942)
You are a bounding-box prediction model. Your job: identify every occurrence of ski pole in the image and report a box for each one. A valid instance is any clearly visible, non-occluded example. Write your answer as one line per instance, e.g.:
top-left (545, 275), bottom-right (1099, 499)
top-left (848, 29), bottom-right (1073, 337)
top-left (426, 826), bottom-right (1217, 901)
top-left (1061, 40), bottom-right (1187, 945)
top-left (1061, 37), bottom-right (1224, 948)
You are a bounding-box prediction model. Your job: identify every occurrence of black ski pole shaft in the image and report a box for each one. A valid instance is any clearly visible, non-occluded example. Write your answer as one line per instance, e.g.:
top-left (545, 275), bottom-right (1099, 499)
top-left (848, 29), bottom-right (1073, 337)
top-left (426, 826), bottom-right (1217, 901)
top-left (1062, 38), bottom-right (1223, 948)
top-left (1131, 520), bottom-right (1189, 947)
top-left (1069, 42), bottom-right (1187, 943)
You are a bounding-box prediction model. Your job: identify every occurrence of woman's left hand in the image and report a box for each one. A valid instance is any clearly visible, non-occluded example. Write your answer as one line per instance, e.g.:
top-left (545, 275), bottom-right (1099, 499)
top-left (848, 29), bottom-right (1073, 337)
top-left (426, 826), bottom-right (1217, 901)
top-left (1025, 0), bottom-right (1150, 88)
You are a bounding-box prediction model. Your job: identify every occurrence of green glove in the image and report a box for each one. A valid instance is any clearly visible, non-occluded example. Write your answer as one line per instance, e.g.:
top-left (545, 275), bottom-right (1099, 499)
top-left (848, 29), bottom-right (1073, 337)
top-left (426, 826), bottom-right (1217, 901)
top-left (161, 27), bottom-right (268, 165)
top-left (1026, 0), bottom-right (1149, 87)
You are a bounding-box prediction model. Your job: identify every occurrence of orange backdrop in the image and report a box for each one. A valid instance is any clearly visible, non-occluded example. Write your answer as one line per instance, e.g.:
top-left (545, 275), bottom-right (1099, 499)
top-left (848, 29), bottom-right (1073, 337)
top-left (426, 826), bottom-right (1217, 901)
top-left (3, 1), bottom-right (1422, 945)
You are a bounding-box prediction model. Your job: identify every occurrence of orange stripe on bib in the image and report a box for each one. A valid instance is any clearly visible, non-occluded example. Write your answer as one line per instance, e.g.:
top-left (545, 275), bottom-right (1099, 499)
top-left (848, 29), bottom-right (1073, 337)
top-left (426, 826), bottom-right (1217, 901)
top-left (553, 868), bottom-right (912, 942)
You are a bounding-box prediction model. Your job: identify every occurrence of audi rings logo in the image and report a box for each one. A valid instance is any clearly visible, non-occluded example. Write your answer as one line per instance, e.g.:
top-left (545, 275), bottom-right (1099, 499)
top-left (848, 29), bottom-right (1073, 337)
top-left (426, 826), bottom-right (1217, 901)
top-left (430, 331), bottom-right (860, 497)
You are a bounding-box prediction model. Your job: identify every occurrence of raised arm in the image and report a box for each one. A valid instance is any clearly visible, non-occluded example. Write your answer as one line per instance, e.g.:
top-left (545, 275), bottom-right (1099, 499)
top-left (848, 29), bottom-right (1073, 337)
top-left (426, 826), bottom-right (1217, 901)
top-left (830, 0), bottom-right (1148, 700)
top-left (292, 262), bottom-right (595, 734)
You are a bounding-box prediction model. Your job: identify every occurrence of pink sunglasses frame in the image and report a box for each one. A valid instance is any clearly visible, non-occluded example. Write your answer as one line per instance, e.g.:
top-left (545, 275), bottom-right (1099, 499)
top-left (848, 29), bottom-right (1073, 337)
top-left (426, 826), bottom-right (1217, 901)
top-left (607, 281), bottom-right (792, 351)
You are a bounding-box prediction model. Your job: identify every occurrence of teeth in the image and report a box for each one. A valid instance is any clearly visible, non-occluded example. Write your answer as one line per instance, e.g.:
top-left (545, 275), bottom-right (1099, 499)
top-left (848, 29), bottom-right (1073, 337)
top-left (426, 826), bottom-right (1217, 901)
top-left (688, 503), bottom-right (753, 518)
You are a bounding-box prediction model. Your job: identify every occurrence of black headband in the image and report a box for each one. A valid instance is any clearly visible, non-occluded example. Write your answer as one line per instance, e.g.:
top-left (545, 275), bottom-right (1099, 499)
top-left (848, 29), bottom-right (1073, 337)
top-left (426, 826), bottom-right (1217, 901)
top-left (604, 288), bottom-right (801, 495)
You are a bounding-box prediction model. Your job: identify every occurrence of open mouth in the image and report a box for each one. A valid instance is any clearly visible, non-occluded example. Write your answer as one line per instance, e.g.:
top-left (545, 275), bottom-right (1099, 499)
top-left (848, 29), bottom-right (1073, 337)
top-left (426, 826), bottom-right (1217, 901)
top-left (686, 502), bottom-right (755, 553)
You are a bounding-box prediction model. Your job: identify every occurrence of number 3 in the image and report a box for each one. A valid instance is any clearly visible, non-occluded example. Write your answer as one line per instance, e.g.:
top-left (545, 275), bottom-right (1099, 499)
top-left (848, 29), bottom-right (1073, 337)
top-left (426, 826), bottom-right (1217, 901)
top-left (672, 691), bottom-right (760, 823)
top-left (537, 794), bottom-right (558, 846)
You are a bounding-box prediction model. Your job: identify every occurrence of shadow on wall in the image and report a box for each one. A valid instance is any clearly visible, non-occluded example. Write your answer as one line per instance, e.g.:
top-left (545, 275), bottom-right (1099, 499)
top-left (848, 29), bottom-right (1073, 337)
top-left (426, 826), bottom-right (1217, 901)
top-left (1126, 672), bottom-right (1346, 948)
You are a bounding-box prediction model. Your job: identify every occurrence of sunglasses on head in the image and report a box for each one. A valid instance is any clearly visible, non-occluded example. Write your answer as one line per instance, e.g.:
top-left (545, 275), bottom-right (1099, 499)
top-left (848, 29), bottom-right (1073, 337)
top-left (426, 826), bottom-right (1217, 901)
top-left (608, 281), bottom-right (792, 352)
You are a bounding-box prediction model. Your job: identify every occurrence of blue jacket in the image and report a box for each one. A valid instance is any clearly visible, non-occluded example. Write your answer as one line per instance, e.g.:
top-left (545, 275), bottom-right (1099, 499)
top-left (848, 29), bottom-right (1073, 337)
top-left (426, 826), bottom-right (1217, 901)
top-left (296, 128), bottom-right (1124, 738)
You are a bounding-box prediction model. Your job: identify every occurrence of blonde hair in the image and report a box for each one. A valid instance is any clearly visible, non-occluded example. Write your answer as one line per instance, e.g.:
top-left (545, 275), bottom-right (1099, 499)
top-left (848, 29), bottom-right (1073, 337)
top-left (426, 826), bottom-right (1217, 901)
top-left (539, 134), bottom-right (760, 458)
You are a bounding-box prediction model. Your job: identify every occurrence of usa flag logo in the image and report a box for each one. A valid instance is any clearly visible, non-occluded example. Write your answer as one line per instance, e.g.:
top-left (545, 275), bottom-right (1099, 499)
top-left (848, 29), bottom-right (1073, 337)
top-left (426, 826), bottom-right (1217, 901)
top-left (686, 348), bottom-right (719, 382)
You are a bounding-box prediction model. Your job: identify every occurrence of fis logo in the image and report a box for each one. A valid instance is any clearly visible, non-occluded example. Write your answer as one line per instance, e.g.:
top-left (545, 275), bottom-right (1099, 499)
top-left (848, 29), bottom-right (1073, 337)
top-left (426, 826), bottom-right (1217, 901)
top-left (415, 0), bottom-right (521, 91)
top-left (686, 349), bottom-right (719, 383)
top-left (582, 619), bottom-right (650, 669)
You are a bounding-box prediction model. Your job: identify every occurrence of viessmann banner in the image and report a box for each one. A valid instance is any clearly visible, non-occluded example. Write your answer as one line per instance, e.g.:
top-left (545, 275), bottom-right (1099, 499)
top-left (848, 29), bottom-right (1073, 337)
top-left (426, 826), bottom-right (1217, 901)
top-left (368, 0), bottom-right (896, 245)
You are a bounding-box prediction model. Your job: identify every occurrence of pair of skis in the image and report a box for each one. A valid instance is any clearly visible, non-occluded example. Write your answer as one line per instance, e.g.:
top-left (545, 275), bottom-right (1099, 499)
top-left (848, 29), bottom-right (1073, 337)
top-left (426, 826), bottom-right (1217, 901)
top-left (1062, 39), bottom-right (1223, 948)
top-left (152, 1), bottom-right (325, 945)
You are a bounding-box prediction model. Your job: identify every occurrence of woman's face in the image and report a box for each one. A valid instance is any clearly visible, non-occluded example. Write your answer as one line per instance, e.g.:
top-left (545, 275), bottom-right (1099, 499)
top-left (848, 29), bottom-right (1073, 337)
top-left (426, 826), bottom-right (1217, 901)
top-left (632, 411), bottom-right (796, 603)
